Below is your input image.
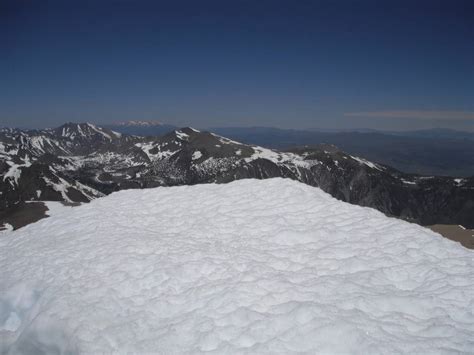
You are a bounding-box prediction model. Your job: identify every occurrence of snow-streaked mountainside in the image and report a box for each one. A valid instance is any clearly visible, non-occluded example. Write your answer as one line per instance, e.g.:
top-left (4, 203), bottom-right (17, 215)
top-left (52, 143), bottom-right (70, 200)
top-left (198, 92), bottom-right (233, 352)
top-left (1, 123), bottom-right (473, 227)
top-left (0, 179), bottom-right (473, 353)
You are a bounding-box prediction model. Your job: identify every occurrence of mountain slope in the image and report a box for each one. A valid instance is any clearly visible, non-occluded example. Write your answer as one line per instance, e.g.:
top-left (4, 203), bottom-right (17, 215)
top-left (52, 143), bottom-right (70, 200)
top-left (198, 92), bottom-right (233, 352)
top-left (1, 123), bottom-right (473, 227)
top-left (1, 179), bottom-right (472, 353)
top-left (210, 127), bottom-right (474, 176)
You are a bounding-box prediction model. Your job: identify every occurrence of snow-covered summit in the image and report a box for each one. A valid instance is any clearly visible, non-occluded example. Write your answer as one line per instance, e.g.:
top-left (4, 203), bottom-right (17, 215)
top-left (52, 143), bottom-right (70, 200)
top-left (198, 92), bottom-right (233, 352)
top-left (1, 179), bottom-right (472, 353)
top-left (114, 120), bottom-right (167, 127)
top-left (52, 122), bottom-right (122, 141)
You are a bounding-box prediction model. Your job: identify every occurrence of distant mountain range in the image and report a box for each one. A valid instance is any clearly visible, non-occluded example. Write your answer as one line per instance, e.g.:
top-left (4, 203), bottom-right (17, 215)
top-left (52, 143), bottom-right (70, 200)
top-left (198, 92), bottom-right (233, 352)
top-left (102, 120), bottom-right (177, 136)
top-left (209, 127), bottom-right (474, 177)
top-left (306, 127), bottom-right (474, 140)
top-left (1, 122), bottom-right (473, 228)
top-left (97, 122), bottom-right (474, 177)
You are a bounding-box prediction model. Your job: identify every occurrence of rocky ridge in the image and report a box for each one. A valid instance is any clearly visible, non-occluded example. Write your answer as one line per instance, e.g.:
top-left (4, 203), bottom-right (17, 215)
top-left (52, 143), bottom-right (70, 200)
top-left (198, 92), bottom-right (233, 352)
top-left (1, 123), bottom-right (473, 228)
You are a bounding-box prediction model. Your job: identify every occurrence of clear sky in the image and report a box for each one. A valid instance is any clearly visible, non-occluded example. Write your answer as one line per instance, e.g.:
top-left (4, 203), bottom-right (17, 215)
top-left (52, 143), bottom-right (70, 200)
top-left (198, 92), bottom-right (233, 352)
top-left (1, 0), bottom-right (473, 130)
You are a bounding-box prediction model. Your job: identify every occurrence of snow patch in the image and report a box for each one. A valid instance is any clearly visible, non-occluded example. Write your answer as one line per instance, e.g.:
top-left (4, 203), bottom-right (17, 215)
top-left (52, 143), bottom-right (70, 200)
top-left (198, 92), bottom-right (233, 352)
top-left (43, 201), bottom-right (79, 216)
top-left (211, 133), bottom-right (244, 146)
top-left (87, 123), bottom-right (112, 140)
top-left (192, 151), bottom-right (202, 160)
top-left (0, 223), bottom-right (14, 233)
top-left (350, 155), bottom-right (384, 171)
top-left (2, 157), bottom-right (31, 186)
top-left (0, 179), bottom-right (472, 353)
top-left (42, 176), bottom-right (73, 202)
top-left (136, 142), bottom-right (174, 161)
top-left (175, 130), bottom-right (190, 140)
top-left (245, 146), bottom-right (320, 169)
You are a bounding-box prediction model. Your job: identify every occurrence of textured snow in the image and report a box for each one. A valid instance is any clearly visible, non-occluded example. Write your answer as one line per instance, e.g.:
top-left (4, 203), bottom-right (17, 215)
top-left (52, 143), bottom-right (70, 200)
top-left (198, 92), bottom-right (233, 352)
top-left (43, 201), bottom-right (79, 216)
top-left (0, 179), bottom-right (473, 354)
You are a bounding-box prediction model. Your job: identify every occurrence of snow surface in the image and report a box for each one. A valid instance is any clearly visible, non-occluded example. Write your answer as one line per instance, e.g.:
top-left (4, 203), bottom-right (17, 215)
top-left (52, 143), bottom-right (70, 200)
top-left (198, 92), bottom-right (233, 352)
top-left (43, 201), bottom-right (81, 216)
top-left (245, 146), bottom-right (321, 169)
top-left (175, 130), bottom-right (190, 140)
top-left (192, 150), bottom-right (203, 160)
top-left (401, 178), bottom-right (417, 185)
top-left (0, 223), bottom-right (13, 233)
top-left (0, 179), bottom-right (473, 354)
top-left (350, 155), bottom-right (384, 171)
top-left (86, 123), bottom-right (113, 140)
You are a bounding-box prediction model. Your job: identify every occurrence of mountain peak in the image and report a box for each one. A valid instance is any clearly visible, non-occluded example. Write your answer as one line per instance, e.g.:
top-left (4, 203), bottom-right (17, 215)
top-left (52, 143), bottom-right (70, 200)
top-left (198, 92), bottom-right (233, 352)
top-left (100, 121), bottom-right (177, 137)
top-left (53, 122), bottom-right (121, 140)
top-left (114, 120), bottom-right (166, 127)
top-left (169, 127), bottom-right (201, 141)
top-left (178, 127), bottom-right (200, 134)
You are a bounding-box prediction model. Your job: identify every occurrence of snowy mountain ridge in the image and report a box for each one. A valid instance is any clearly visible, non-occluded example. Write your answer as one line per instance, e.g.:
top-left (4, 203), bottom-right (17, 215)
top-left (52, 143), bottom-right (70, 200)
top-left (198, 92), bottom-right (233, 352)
top-left (1, 122), bottom-right (473, 227)
top-left (1, 179), bottom-right (473, 353)
top-left (113, 120), bottom-right (167, 126)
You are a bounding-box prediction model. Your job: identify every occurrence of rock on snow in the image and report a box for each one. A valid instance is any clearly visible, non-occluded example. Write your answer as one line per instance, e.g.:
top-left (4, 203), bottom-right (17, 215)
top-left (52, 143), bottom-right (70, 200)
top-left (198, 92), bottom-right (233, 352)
top-left (0, 178), bottom-right (473, 354)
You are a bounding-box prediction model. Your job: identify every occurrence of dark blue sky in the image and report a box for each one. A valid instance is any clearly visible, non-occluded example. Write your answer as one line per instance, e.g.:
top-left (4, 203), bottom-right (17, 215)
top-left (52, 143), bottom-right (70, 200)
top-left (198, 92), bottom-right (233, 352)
top-left (1, 0), bottom-right (473, 130)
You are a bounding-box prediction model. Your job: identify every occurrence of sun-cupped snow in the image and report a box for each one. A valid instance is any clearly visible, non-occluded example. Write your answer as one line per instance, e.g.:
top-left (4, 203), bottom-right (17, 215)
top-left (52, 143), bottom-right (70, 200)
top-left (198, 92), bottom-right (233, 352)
top-left (0, 178), bottom-right (472, 354)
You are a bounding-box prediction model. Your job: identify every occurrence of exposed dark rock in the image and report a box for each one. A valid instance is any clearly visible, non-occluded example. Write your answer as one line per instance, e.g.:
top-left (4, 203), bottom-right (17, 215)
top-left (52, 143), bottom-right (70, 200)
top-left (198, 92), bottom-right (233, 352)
top-left (1, 123), bottom-right (473, 228)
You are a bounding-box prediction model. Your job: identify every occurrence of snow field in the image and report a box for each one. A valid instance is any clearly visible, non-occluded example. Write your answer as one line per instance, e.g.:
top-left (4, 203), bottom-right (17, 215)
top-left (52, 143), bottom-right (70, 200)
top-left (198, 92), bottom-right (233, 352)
top-left (0, 178), bottom-right (473, 353)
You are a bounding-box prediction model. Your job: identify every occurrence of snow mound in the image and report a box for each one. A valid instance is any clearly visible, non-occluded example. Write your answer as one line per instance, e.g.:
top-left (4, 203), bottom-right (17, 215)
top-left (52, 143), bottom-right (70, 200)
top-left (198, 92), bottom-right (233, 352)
top-left (0, 179), bottom-right (473, 354)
